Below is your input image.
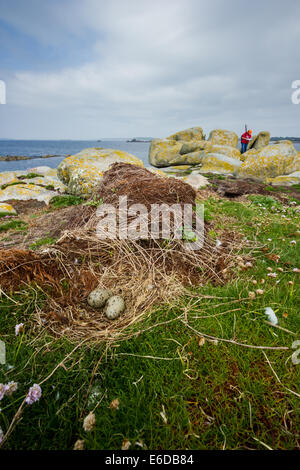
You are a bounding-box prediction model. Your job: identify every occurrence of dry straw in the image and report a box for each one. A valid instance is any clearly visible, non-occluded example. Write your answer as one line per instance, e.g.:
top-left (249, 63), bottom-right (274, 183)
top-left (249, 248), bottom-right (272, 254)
top-left (0, 163), bottom-right (246, 343)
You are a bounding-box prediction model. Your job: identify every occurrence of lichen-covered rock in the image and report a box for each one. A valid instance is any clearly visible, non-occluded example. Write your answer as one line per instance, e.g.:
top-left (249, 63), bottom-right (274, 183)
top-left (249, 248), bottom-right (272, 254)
top-left (248, 131), bottom-right (270, 150)
top-left (240, 148), bottom-right (258, 162)
top-left (149, 138), bottom-right (211, 167)
top-left (0, 183), bottom-right (57, 204)
top-left (57, 148), bottom-right (144, 195)
top-left (265, 171), bottom-right (300, 186)
top-left (208, 129), bottom-right (238, 148)
top-left (22, 176), bottom-right (66, 192)
top-left (198, 153), bottom-right (242, 175)
top-left (105, 295), bottom-right (125, 320)
top-left (0, 172), bottom-right (18, 187)
top-left (237, 141), bottom-right (299, 181)
top-left (167, 126), bottom-right (204, 142)
top-left (210, 145), bottom-right (241, 160)
top-left (26, 166), bottom-right (53, 175)
top-left (87, 288), bottom-right (112, 308)
top-left (0, 203), bottom-right (17, 215)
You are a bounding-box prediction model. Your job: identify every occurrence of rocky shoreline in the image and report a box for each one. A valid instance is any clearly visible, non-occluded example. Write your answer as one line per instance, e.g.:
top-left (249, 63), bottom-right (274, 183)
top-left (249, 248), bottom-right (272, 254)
top-left (0, 126), bottom-right (299, 219)
top-left (0, 154), bottom-right (63, 161)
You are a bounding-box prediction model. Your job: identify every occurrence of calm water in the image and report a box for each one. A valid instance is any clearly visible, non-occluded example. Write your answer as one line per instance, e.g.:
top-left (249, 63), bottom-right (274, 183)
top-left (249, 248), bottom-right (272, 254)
top-left (0, 139), bottom-right (299, 173)
top-left (0, 140), bottom-right (152, 172)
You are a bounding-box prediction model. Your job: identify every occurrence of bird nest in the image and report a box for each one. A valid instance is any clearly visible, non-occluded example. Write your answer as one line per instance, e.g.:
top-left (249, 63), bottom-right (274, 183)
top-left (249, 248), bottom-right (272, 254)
top-left (0, 164), bottom-right (245, 342)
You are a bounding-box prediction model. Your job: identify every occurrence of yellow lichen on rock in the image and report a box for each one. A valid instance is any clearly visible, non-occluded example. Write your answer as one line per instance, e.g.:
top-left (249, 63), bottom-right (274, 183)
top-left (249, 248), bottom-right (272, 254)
top-left (21, 176), bottom-right (66, 192)
top-left (0, 202), bottom-right (17, 215)
top-left (208, 129), bottom-right (238, 148)
top-left (149, 139), bottom-right (210, 167)
top-left (0, 183), bottom-right (57, 205)
top-left (248, 131), bottom-right (270, 150)
top-left (237, 141), bottom-right (299, 181)
top-left (0, 172), bottom-right (18, 187)
top-left (167, 126), bottom-right (204, 142)
top-left (198, 153), bottom-right (242, 175)
top-left (265, 171), bottom-right (300, 186)
top-left (210, 144), bottom-right (241, 160)
top-left (240, 148), bottom-right (258, 162)
top-left (57, 148), bottom-right (144, 195)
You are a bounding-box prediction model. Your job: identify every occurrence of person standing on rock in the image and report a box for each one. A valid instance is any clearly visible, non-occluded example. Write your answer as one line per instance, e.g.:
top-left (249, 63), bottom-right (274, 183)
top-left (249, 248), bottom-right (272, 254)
top-left (241, 128), bottom-right (252, 154)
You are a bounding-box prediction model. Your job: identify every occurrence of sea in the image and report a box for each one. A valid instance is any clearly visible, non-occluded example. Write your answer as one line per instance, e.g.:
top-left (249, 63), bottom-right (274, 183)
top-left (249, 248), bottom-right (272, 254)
top-left (0, 139), bottom-right (299, 173)
top-left (0, 140), bottom-right (152, 172)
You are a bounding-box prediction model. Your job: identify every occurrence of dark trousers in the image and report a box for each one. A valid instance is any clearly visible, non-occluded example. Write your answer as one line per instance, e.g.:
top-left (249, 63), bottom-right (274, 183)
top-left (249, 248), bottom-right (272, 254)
top-left (241, 142), bottom-right (248, 154)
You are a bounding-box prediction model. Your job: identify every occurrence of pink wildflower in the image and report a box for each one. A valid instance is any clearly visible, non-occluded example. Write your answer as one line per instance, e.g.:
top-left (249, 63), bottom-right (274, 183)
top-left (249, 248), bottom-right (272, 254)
top-left (25, 384), bottom-right (42, 405)
top-left (0, 384), bottom-right (8, 401)
top-left (5, 381), bottom-right (18, 396)
top-left (15, 323), bottom-right (24, 336)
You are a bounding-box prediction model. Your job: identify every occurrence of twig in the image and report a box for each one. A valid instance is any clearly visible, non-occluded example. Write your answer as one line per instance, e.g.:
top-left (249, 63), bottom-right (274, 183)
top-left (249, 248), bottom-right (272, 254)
top-left (183, 321), bottom-right (290, 350)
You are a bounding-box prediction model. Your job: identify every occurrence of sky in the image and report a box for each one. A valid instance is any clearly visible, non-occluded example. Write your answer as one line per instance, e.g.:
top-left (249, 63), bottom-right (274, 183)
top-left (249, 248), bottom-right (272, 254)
top-left (0, 0), bottom-right (299, 139)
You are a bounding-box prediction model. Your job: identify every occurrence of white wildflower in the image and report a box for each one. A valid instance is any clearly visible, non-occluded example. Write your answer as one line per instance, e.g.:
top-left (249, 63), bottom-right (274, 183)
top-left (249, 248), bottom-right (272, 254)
top-left (83, 412), bottom-right (96, 432)
top-left (73, 439), bottom-right (85, 450)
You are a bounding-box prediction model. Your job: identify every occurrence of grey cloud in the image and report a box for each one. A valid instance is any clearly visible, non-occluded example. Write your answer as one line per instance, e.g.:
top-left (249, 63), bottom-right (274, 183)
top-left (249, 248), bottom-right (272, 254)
top-left (0, 0), bottom-right (300, 138)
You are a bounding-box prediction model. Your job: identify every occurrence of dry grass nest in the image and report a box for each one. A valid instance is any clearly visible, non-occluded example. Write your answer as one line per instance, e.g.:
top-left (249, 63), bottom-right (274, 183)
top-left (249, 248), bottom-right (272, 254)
top-left (0, 163), bottom-right (248, 342)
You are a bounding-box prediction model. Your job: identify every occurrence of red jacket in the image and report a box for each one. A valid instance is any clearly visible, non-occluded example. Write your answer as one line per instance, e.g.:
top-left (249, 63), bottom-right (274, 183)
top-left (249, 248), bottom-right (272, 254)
top-left (241, 131), bottom-right (252, 144)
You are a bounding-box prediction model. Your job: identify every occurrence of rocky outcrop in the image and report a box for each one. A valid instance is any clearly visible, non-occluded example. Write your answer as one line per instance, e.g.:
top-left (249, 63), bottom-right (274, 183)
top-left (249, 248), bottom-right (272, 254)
top-left (198, 153), bottom-right (242, 175)
top-left (266, 171), bottom-right (300, 186)
top-left (239, 148), bottom-right (258, 162)
top-left (208, 129), bottom-right (238, 148)
top-left (248, 131), bottom-right (270, 151)
top-left (237, 141), bottom-right (300, 181)
top-left (149, 138), bottom-right (211, 167)
top-left (0, 183), bottom-right (57, 204)
top-left (21, 176), bottom-right (66, 192)
top-left (167, 126), bottom-right (205, 142)
top-left (210, 144), bottom-right (241, 160)
top-left (57, 148), bottom-right (144, 195)
top-left (0, 172), bottom-right (18, 187)
top-left (0, 166), bottom-right (67, 200)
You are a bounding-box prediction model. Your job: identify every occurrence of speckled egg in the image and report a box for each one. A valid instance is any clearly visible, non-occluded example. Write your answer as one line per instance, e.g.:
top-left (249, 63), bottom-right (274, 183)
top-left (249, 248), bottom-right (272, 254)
top-left (87, 288), bottom-right (112, 308)
top-left (104, 296), bottom-right (125, 320)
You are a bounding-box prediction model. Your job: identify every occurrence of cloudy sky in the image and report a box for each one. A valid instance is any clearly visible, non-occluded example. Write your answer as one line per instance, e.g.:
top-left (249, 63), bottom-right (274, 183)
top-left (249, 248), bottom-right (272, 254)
top-left (0, 0), bottom-right (299, 139)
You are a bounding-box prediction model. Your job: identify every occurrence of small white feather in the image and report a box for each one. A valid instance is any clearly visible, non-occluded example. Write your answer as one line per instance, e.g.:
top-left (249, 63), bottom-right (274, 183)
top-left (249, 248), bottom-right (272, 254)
top-left (264, 307), bottom-right (278, 325)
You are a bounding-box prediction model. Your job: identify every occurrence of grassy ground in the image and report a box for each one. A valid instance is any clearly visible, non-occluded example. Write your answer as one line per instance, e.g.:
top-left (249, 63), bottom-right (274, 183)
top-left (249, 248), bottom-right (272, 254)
top-left (0, 192), bottom-right (299, 450)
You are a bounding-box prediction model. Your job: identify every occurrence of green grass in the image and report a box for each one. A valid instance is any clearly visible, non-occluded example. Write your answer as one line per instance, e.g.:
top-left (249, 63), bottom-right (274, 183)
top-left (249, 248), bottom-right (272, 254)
top-left (0, 196), bottom-right (299, 450)
top-left (0, 220), bottom-right (27, 233)
top-left (29, 237), bottom-right (57, 250)
top-left (50, 195), bottom-right (84, 209)
top-left (0, 181), bottom-right (23, 190)
top-left (17, 173), bottom-right (43, 180)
